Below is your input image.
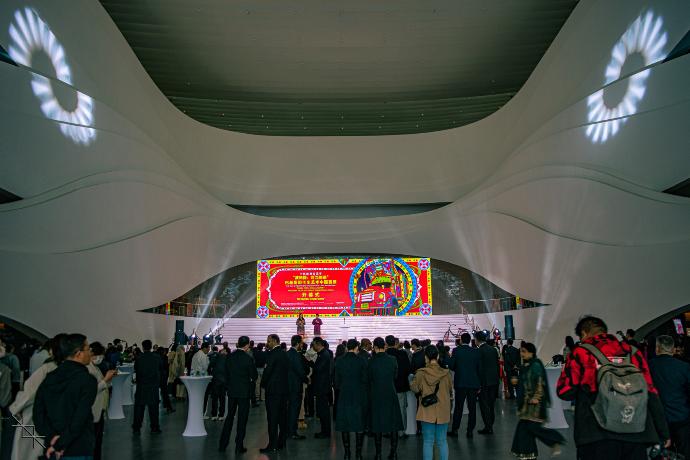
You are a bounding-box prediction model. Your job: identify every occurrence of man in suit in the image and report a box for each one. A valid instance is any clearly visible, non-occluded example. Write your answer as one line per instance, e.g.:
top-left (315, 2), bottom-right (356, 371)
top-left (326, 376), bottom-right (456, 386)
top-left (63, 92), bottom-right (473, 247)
top-left (410, 339), bottom-right (426, 373)
top-left (219, 336), bottom-right (258, 454)
top-left (476, 331), bottom-right (500, 435)
top-left (385, 335), bottom-right (411, 437)
top-left (132, 340), bottom-right (162, 434)
top-left (502, 338), bottom-right (520, 399)
top-left (287, 335), bottom-right (307, 440)
top-left (260, 334), bottom-right (290, 452)
top-left (448, 332), bottom-right (481, 438)
top-left (312, 337), bottom-right (333, 438)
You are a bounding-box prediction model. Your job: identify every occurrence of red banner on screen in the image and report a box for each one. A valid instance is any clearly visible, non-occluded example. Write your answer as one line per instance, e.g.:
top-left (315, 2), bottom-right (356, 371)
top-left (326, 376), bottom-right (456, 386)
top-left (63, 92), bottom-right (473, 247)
top-left (256, 257), bottom-right (432, 318)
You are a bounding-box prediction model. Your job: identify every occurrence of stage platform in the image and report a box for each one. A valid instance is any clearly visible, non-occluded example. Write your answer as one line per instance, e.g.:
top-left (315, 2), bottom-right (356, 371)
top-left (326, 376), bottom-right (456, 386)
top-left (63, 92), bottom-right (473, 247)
top-left (216, 313), bottom-right (477, 346)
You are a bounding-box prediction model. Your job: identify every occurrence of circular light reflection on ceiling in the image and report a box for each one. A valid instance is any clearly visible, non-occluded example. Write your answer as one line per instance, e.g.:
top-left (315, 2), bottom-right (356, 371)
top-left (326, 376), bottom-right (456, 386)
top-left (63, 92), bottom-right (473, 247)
top-left (586, 10), bottom-right (667, 144)
top-left (8, 7), bottom-right (96, 145)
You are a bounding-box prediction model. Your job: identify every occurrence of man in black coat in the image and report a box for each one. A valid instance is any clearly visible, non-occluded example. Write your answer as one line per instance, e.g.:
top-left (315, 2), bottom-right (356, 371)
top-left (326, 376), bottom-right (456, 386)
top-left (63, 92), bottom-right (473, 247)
top-left (34, 334), bottom-right (98, 458)
top-left (210, 347), bottom-right (228, 420)
top-left (650, 334), bottom-right (690, 458)
top-left (476, 332), bottom-right (500, 434)
top-left (410, 339), bottom-right (426, 373)
top-left (132, 339), bottom-right (162, 434)
top-left (219, 336), bottom-right (258, 454)
top-left (448, 332), bottom-right (481, 437)
top-left (335, 339), bottom-right (368, 459)
top-left (312, 337), bottom-right (333, 438)
top-left (502, 338), bottom-right (520, 399)
top-left (287, 335), bottom-right (307, 440)
top-left (260, 334), bottom-right (290, 452)
top-left (385, 335), bottom-right (410, 436)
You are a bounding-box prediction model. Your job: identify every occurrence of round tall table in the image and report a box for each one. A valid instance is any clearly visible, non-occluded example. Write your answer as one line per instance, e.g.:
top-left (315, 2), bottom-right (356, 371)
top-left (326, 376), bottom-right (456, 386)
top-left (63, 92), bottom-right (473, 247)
top-left (180, 376), bottom-right (212, 437)
top-left (544, 366), bottom-right (569, 429)
top-left (107, 372), bottom-right (131, 420)
top-left (118, 364), bottom-right (134, 405)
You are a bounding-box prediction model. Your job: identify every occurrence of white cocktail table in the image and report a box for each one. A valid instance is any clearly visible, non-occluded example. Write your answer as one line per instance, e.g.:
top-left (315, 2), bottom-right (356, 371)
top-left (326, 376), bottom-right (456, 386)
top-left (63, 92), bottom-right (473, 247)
top-left (544, 366), bottom-right (569, 429)
top-left (107, 372), bottom-right (131, 420)
top-left (180, 375), bottom-right (212, 437)
top-left (118, 364), bottom-right (134, 405)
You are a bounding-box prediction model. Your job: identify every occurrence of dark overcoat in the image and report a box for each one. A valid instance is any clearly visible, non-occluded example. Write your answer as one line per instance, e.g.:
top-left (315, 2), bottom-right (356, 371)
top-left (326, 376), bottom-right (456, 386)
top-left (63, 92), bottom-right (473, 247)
top-left (368, 352), bottom-right (403, 433)
top-left (335, 352), bottom-right (368, 432)
top-left (134, 351), bottom-right (162, 404)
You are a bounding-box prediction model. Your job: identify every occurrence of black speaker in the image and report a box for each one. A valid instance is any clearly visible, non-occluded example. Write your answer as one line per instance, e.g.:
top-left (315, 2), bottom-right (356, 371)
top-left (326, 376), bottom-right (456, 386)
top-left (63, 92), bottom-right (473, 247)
top-left (504, 315), bottom-right (515, 340)
top-left (174, 320), bottom-right (187, 345)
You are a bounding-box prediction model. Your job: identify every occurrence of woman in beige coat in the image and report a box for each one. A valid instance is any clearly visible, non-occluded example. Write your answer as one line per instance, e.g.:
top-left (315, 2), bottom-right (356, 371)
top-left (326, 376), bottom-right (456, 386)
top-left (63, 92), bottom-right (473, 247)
top-left (410, 345), bottom-right (452, 460)
top-left (168, 345), bottom-right (186, 399)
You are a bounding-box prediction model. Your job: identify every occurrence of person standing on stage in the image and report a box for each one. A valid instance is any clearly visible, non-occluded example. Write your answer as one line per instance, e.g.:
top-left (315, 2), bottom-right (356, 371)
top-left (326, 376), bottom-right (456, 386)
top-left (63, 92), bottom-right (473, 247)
top-left (477, 331), bottom-right (500, 435)
top-left (335, 339), bottom-right (368, 460)
top-left (260, 334), bottom-right (290, 453)
top-left (296, 313), bottom-right (306, 338)
top-left (132, 340), bottom-right (162, 434)
top-left (369, 337), bottom-right (403, 460)
top-left (287, 335), bottom-right (308, 440)
top-left (312, 337), bottom-right (333, 438)
top-left (312, 314), bottom-right (323, 337)
top-left (219, 336), bottom-right (257, 454)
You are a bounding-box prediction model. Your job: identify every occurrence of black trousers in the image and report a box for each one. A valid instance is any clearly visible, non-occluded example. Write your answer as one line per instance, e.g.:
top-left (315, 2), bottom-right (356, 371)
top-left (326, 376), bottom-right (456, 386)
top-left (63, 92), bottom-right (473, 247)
top-left (160, 381), bottom-right (172, 409)
top-left (304, 384), bottom-right (315, 417)
top-left (210, 379), bottom-right (226, 417)
top-left (577, 440), bottom-right (647, 460)
top-left (511, 419), bottom-right (565, 458)
top-left (669, 419), bottom-right (690, 459)
top-left (478, 384), bottom-right (498, 430)
top-left (288, 389), bottom-right (303, 436)
top-left (132, 401), bottom-right (160, 431)
top-left (451, 387), bottom-right (478, 433)
top-left (266, 393), bottom-right (289, 448)
top-left (94, 413), bottom-right (105, 460)
top-left (219, 397), bottom-right (250, 450)
top-left (315, 393), bottom-right (332, 435)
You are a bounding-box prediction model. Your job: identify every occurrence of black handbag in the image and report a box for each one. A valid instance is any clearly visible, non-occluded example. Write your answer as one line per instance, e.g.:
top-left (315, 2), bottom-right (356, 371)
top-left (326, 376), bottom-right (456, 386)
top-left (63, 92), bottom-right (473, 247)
top-left (420, 382), bottom-right (440, 407)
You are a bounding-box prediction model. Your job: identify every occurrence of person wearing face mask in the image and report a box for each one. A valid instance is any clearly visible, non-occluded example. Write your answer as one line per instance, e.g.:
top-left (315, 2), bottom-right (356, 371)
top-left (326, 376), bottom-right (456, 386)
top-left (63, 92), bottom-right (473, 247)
top-left (33, 334), bottom-right (98, 460)
top-left (87, 342), bottom-right (116, 460)
top-left (8, 334), bottom-right (64, 460)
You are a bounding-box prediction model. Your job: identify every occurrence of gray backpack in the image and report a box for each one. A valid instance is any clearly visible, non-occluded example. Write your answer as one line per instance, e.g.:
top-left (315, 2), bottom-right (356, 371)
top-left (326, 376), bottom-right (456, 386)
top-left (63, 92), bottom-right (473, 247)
top-left (580, 343), bottom-right (648, 434)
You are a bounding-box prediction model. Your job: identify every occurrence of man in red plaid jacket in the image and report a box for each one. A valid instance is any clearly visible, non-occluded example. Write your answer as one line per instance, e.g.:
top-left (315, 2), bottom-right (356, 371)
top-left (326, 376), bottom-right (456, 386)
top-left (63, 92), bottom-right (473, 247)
top-left (557, 316), bottom-right (669, 460)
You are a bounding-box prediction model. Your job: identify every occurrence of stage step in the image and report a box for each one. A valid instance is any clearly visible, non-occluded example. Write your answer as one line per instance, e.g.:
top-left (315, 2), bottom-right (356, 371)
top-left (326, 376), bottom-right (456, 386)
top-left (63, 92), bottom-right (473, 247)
top-left (215, 314), bottom-right (477, 347)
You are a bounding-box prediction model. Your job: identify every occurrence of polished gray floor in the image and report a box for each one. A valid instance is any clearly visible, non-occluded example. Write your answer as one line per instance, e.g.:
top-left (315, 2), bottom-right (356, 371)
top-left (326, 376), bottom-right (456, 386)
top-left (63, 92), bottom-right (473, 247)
top-left (102, 399), bottom-right (577, 459)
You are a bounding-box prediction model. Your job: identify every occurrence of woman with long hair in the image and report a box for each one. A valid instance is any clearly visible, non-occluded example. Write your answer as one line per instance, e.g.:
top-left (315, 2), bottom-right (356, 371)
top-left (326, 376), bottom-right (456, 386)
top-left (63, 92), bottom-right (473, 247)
top-left (510, 342), bottom-right (565, 459)
top-left (296, 313), bottom-right (306, 338)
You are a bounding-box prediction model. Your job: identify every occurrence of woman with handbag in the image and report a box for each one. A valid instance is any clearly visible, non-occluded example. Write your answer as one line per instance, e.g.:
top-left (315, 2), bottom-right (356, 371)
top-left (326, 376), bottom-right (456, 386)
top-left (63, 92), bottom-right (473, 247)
top-left (510, 342), bottom-right (565, 459)
top-left (410, 345), bottom-right (452, 460)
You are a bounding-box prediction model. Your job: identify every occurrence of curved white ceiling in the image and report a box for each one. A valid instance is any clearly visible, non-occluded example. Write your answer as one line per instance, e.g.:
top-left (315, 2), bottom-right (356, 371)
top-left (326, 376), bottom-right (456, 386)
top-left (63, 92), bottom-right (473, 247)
top-left (0, 0), bottom-right (689, 354)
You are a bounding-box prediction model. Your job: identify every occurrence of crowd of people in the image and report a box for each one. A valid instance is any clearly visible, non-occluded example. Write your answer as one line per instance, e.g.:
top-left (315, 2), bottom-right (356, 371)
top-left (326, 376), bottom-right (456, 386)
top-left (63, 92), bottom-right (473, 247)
top-left (0, 315), bottom-right (688, 460)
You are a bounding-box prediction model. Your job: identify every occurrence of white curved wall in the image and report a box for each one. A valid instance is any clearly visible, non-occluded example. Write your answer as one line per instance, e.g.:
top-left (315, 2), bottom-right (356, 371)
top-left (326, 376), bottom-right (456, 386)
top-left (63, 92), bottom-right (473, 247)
top-left (0, 0), bottom-right (689, 354)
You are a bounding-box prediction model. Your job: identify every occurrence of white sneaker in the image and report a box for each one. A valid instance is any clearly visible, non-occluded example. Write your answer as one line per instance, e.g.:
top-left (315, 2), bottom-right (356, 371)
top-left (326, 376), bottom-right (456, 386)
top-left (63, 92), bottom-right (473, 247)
top-left (203, 415), bottom-right (210, 420)
top-left (211, 416), bottom-right (218, 421)
top-left (551, 444), bottom-right (562, 457)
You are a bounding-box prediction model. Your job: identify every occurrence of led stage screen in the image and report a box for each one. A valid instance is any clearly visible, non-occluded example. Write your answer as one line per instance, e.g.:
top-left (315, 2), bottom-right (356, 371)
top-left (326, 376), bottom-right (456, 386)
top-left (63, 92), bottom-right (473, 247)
top-left (256, 257), bottom-right (432, 318)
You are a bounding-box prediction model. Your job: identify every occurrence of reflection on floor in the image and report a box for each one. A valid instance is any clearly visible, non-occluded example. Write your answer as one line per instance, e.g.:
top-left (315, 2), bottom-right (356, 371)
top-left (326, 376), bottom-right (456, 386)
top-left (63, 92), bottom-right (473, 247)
top-left (102, 399), bottom-right (577, 460)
